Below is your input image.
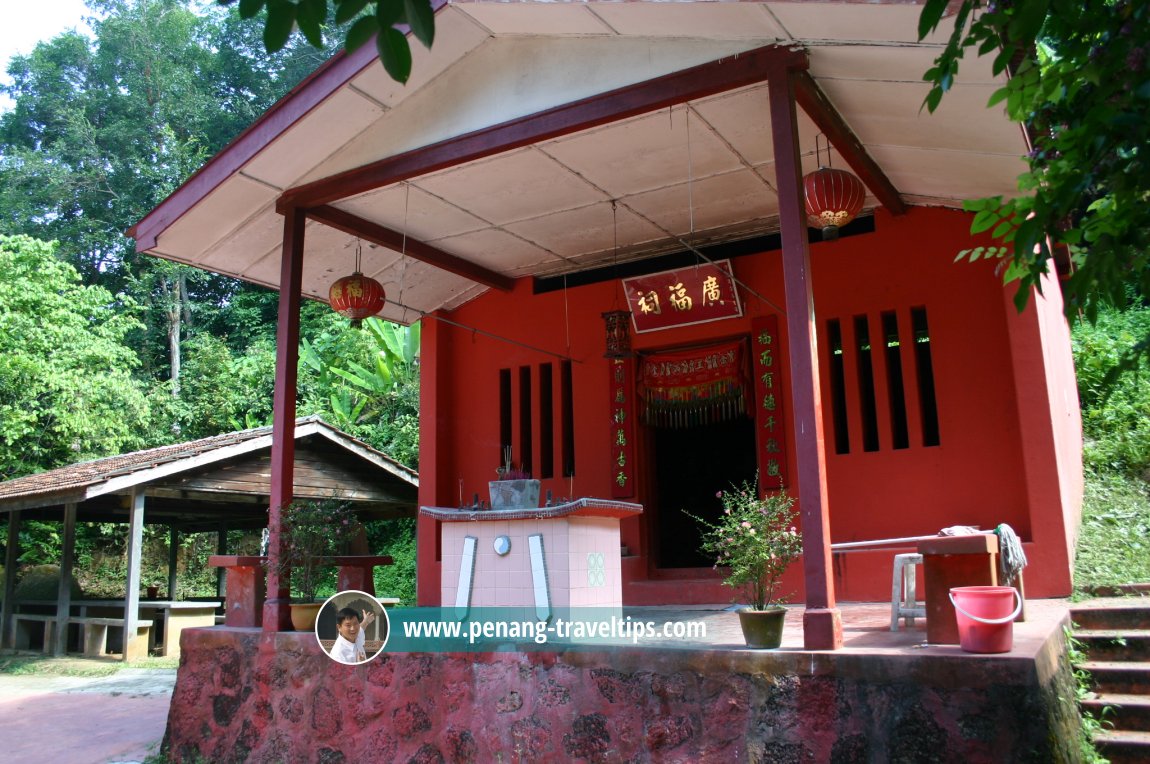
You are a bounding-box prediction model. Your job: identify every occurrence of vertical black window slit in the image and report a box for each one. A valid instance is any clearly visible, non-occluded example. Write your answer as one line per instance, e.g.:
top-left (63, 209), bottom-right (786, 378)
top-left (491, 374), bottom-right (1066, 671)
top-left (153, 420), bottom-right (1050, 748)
top-left (561, 360), bottom-right (575, 477)
top-left (539, 363), bottom-right (554, 479)
top-left (854, 315), bottom-right (880, 452)
top-left (519, 366), bottom-right (533, 475)
top-left (499, 368), bottom-right (512, 469)
top-left (882, 311), bottom-right (910, 450)
top-left (826, 319), bottom-right (850, 454)
top-left (911, 307), bottom-right (941, 446)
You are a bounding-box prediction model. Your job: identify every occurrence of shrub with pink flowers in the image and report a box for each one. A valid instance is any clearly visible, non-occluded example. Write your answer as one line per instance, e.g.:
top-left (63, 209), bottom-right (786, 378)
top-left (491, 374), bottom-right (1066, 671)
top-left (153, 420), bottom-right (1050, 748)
top-left (689, 478), bottom-right (802, 611)
top-left (275, 498), bottom-right (362, 602)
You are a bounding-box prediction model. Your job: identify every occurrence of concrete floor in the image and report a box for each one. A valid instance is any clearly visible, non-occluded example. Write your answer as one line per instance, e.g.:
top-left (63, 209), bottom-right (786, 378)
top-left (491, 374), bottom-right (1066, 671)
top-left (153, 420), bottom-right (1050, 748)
top-left (622, 596), bottom-right (1075, 656)
top-left (0, 668), bottom-right (176, 764)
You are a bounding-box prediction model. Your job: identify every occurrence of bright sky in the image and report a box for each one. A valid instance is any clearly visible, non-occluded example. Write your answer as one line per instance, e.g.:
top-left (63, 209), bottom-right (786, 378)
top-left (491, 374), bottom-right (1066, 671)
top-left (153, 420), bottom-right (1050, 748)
top-left (0, 0), bottom-right (96, 111)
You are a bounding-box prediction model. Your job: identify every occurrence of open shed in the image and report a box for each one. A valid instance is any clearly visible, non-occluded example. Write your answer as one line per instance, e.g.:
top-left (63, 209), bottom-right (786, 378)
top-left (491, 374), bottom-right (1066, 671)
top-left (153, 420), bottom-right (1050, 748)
top-left (0, 416), bottom-right (417, 657)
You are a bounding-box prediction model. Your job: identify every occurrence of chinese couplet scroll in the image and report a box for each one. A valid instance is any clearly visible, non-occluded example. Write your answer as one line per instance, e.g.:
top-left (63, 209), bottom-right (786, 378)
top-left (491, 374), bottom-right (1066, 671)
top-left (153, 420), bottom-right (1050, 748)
top-left (609, 358), bottom-right (636, 498)
top-left (752, 315), bottom-right (788, 489)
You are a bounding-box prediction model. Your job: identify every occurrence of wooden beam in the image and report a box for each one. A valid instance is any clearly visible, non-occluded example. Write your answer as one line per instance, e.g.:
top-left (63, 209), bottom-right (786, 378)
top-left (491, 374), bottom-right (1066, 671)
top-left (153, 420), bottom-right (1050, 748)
top-left (767, 63), bottom-right (843, 651)
top-left (307, 205), bottom-right (515, 292)
top-left (278, 44), bottom-right (809, 211)
top-left (792, 70), bottom-right (906, 216)
top-left (265, 208), bottom-right (306, 632)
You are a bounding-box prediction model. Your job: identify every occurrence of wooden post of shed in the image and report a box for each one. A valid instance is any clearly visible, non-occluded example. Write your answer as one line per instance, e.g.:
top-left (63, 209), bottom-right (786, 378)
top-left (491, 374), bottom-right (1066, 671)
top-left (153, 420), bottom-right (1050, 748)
top-left (53, 502), bottom-right (77, 656)
top-left (124, 490), bottom-right (146, 660)
top-left (2, 511), bottom-right (20, 648)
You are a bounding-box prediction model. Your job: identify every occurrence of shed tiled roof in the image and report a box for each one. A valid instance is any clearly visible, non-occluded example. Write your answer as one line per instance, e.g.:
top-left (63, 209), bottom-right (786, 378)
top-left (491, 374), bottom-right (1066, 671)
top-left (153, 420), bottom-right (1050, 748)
top-left (0, 416), bottom-right (413, 506)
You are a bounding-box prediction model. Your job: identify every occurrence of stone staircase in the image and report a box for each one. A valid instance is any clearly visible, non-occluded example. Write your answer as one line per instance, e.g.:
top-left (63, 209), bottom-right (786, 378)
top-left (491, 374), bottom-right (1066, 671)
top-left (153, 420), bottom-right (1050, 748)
top-left (1072, 602), bottom-right (1150, 763)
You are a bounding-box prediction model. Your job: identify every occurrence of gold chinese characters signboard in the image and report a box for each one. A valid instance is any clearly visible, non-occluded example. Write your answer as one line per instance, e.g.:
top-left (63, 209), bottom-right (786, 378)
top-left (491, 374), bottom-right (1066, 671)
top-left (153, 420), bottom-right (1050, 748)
top-left (752, 315), bottom-right (787, 489)
top-left (623, 260), bottom-right (743, 333)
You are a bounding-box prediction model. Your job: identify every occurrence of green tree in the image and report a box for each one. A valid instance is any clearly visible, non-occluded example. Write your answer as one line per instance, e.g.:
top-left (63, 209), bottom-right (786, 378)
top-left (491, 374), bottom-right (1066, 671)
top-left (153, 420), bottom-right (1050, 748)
top-left (919, 0), bottom-right (1150, 371)
top-left (1, 0), bottom-right (341, 408)
top-left (299, 315), bottom-right (421, 467)
top-left (0, 235), bottom-right (159, 479)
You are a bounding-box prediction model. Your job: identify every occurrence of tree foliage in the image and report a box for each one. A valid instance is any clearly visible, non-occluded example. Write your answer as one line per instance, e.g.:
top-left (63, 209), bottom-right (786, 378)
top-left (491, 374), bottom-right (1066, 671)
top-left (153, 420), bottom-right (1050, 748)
top-left (0, 1), bottom-right (422, 600)
top-left (919, 0), bottom-right (1150, 372)
top-left (0, 235), bottom-right (159, 479)
top-left (219, 0), bottom-right (436, 84)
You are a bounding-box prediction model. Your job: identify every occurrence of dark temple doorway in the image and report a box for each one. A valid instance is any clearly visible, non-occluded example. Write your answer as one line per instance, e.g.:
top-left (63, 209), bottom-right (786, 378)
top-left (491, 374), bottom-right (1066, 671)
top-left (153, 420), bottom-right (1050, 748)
top-left (652, 415), bottom-right (757, 568)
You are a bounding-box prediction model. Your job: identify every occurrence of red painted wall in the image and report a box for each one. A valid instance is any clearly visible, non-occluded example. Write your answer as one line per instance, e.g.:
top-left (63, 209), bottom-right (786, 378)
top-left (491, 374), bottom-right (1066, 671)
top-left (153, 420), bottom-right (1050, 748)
top-left (417, 206), bottom-right (1081, 604)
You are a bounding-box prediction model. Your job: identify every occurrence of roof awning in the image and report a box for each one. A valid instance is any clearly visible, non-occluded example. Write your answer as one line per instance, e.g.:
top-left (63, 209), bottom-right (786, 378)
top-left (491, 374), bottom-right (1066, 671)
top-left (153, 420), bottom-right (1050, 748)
top-left (130, 1), bottom-right (1026, 323)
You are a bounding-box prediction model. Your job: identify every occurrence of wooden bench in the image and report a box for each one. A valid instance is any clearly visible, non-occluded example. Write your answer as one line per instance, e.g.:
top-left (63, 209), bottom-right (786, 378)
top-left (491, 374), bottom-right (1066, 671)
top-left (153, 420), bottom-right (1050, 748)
top-left (71, 617), bottom-right (150, 659)
top-left (9, 615), bottom-right (151, 658)
top-left (10, 614), bottom-right (58, 654)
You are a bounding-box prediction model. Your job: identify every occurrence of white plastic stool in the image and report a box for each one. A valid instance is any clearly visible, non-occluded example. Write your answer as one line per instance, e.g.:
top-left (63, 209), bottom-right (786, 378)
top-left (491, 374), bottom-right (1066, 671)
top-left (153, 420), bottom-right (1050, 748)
top-left (890, 553), bottom-right (925, 630)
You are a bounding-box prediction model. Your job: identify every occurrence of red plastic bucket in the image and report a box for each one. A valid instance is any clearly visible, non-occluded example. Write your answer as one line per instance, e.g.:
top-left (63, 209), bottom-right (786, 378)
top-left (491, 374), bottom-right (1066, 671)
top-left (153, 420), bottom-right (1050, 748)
top-left (948, 586), bottom-right (1023, 654)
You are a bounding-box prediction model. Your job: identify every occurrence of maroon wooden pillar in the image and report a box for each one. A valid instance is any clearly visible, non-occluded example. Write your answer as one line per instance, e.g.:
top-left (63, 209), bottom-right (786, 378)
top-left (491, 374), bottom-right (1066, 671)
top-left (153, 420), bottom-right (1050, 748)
top-left (766, 62), bottom-right (843, 650)
top-left (264, 207), bottom-right (306, 632)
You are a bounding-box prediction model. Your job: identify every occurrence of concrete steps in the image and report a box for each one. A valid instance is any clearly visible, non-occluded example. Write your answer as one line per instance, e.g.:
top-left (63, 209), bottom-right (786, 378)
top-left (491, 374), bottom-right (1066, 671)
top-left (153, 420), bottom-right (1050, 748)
top-left (1072, 602), bottom-right (1150, 764)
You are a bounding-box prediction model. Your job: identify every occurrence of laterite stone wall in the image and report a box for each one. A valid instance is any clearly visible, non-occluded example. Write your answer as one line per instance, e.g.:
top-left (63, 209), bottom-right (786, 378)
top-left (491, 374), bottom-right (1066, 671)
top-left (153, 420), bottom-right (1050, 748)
top-left (164, 627), bottom-right (1083, 763)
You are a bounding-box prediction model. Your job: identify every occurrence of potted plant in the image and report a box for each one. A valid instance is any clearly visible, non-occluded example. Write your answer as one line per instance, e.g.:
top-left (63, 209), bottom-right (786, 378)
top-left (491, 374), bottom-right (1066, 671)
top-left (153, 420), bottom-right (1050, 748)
top-left (274, 498), bottom-right (363, 630)
top-left (689, 478), bottom-right (802, 648)
top-left (489, 446), bottom-right (541, 510)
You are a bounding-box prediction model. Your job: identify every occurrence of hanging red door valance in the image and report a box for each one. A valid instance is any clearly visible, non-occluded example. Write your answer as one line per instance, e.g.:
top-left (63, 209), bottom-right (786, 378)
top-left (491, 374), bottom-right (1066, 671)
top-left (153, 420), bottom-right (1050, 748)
top-left (638, 339), bottom-right (747, 427)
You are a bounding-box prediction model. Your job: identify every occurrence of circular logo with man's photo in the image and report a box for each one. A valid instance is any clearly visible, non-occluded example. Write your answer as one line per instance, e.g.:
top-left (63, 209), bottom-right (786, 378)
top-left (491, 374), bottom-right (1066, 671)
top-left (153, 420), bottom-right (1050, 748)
top-left (315, 590), bottom-right (390, 664)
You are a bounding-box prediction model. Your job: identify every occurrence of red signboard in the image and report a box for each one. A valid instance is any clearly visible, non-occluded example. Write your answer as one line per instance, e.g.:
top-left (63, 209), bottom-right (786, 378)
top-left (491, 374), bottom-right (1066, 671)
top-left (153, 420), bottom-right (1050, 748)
top-left (752, 315), bottom-right (788, 489)
top-left (623, 260), bottom-right (742, 333)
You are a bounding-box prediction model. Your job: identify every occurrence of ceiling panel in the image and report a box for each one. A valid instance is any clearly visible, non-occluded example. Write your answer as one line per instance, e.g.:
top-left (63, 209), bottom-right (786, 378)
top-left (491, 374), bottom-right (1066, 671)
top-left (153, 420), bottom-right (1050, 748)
top-left (504, 200), bottom-right (666, 260)
top-left (338, 184), bottom-right (489, 241)
top-left (455, 4), bottom-right (613, 35)
top-left (867, 145), bottom-right (1026, 200)
top-left (427, 227), bottom-right (559, 274)
top-left (828, 80), bottom-right (1022, 154)
top-left (155, 175), bottom-right (279, 262)
top-left (347, 6), bottom-right (490, 109)
top-left (542, 107), bottom-right (743, 198)
top-left (242, 88), bottom-right (384, 191)
top-left (415, 148), bottom-right (604, 225)
top-left (810, 44), bottom-right (997, 85)
top-left (623, 168), bottom-right (779, 240)
top-left (766, 2), bottom-right (951, 45)
top-left (592, 3), bottom-right (788, 39)
top-left (196, 212), bottom-right (282, 273)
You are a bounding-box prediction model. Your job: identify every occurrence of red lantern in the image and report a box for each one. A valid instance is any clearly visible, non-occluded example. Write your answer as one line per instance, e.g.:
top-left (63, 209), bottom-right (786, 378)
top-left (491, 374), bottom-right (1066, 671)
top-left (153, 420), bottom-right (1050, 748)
top-left (803, 167), bottom-right (866, 240)
top-left (329, 272), bottom-right (386, 327)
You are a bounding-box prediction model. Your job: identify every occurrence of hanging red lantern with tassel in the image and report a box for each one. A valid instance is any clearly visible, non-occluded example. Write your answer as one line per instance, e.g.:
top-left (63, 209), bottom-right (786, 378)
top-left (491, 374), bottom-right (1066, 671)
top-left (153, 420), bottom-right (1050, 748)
top-left (329, 241), bottom-right (385, 328)
top-left (803, 167), bottom-right (866, 241)
top-left (802, 136), bottom-right (866, 241)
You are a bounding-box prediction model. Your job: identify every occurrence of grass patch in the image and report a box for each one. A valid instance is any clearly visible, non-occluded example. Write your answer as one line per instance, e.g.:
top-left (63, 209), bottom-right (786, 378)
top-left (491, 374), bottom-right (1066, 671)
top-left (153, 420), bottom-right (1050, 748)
top-left (1074, 470), bottom-right (1150, 591)
top-left (0, 652), bottom-right (179, 676)
top-left (0, 654), bottom-right (122, 677)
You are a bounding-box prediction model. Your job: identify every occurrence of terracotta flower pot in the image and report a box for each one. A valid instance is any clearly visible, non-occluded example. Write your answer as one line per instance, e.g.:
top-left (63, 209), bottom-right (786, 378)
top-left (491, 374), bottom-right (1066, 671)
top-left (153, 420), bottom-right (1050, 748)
top-left (737, 607), bottom-right (787, 648)
top-left (289, 602), bottom-right (323, 632)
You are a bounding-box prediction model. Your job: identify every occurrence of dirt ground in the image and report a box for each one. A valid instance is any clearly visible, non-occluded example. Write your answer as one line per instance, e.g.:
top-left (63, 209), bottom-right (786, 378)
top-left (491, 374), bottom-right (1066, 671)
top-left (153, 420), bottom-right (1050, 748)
top-left (0, 664), bottom-right (175, 763)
